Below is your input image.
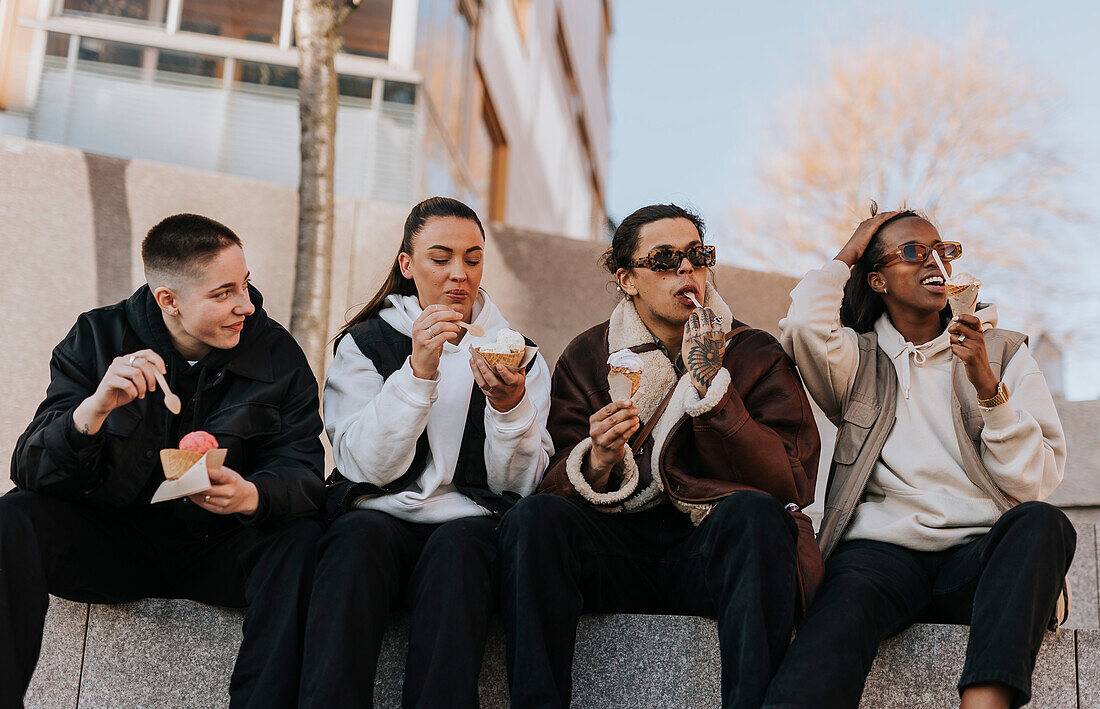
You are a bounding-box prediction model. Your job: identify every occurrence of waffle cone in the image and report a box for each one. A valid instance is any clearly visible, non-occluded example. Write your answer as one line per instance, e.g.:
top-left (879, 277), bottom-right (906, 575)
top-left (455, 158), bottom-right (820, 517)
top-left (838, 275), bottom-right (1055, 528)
top-left (159, 448), bottom-right (227, 480)
top-left (944, 283), bottom-right (970, 297)
top-left (609, 367), bottom-right (642, 397)
top-left (473, 348), bottom-right (524, 368)
top-left (947, 284), bottom-right (980, 317)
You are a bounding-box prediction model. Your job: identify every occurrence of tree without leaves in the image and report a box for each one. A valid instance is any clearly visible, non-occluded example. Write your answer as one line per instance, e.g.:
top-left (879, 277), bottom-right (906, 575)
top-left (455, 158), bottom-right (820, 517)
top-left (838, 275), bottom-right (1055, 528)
top-left (728, 28), bottom-right (1094, 347)
top-left (292, 0), bottom-right (361, 377)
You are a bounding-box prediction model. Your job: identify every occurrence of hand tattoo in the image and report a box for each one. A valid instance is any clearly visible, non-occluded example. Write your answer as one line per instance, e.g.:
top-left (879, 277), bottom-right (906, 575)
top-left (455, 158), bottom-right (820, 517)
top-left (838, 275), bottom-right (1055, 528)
top-left (687, 333), bottom-right (724, 390)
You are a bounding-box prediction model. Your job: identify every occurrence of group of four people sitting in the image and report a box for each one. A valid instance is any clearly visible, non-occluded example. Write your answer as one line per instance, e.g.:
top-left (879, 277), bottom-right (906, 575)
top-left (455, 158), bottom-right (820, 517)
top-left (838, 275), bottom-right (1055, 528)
top-left (1, 197), bottom-right (1072, 709)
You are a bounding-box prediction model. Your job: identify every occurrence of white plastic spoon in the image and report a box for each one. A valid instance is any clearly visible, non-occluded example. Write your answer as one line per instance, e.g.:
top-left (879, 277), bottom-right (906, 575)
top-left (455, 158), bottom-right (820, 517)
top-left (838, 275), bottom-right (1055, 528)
top-left (931, 249), bottom-right (950, 281)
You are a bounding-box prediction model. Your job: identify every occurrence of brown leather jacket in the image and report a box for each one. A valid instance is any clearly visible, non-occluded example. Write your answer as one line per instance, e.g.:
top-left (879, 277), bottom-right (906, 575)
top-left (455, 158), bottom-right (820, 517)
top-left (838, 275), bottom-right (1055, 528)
top-left (539, 295), bottom-right (824, 610)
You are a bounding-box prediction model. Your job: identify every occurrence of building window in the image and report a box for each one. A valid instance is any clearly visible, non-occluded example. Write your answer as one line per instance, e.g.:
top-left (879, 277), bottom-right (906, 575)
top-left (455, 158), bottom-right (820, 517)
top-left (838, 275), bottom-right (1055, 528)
top-left (338, 75), bottom-right (373, 100)
top-left (156, 50), bottom-right (220, 78)
top-left (237, 61), bottom-right (298, 90)
top-left (77, 37), bottom-right (144, 67)
top-left (340, 0), bottom-right (393, 59)
top-left (416, 0), bottom-right (472, 150)
top-left (179, 0), bottom-right (283, 45)
top-left (469, 69), bottom-right (507, 221)
top-left (61, 0), bottom-right (166, 23)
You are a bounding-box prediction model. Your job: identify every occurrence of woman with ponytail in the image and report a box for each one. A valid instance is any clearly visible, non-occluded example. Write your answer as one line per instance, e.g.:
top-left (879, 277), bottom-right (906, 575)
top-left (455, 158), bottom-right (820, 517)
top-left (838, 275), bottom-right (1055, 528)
top-left (764, 205), bottom-right (1072, 709)
top-left (299, 197), bottom-right (553, 708)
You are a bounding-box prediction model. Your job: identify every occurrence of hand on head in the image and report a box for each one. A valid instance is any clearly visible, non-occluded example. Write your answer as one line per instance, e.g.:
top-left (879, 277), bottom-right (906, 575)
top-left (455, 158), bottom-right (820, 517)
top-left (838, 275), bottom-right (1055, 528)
top-left (835, 210), bottom-right (903, 267)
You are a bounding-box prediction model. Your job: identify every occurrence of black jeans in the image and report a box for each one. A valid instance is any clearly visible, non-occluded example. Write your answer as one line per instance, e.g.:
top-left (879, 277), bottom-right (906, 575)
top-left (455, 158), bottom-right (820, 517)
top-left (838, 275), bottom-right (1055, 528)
top-left (763, 501), bottom-right (1076, 709)
top-left (299, 510), bottom-right (499, 709)
top-left (0, 489), bottom-right (321, 709)
top-left (498, 491), bottom-right (800, 709)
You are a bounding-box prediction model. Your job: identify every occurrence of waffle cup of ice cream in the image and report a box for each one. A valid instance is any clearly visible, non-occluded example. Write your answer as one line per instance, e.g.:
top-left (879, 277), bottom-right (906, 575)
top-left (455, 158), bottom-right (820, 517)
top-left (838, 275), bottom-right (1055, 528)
top-left (945, 272), bottom-right (982, 318)
top-left (160, 431), bottom-right (227, 481)
top-left (472, 328), bottom-right (526, 369)
top-left (607, 348), bottom-right (643, 400)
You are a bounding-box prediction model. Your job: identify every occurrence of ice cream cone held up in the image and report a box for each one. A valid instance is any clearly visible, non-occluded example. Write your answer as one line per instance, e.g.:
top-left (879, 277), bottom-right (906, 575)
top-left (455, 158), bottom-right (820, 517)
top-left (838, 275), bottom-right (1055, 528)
top-left (607, 348), bottom-right (643, 401)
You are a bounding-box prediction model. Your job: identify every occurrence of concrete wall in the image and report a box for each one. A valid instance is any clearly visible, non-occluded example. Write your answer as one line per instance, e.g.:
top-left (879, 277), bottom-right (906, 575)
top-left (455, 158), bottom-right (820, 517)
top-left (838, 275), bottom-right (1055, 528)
top-left (0, 136), bottom-right (794, 494)
top-left (4, 137), bottom-right (1097, 517)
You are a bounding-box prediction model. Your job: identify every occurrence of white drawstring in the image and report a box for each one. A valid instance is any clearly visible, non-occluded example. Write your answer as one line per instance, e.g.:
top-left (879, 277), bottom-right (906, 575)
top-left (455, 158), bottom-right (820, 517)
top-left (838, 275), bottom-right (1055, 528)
top-left (891, 343), bottom-right (928, 400)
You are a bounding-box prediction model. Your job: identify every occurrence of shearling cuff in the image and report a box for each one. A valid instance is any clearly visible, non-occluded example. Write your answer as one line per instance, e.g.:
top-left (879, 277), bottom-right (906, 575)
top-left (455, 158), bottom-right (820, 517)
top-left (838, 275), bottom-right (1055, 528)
top-left (566, 437), bottom-right (639, 505)
top-left (683, 367), bottom-right (731, 417)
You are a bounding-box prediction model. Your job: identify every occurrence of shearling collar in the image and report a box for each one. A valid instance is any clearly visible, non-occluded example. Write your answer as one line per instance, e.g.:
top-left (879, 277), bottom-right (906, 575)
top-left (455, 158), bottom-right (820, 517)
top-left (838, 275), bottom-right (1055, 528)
top-left (607, 282), bottom-right (733, 424)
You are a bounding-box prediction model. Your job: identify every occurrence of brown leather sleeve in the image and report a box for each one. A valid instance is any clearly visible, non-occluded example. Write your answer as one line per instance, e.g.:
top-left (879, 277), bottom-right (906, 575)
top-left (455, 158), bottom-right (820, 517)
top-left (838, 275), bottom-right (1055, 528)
top-left (684, 332), bottom-right (821, 507)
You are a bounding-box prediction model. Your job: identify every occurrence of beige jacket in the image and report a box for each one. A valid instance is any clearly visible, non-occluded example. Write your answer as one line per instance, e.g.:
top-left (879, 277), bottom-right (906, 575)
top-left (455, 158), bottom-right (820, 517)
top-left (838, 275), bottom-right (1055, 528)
top-left (779, 259), bottom-right (1066, 552)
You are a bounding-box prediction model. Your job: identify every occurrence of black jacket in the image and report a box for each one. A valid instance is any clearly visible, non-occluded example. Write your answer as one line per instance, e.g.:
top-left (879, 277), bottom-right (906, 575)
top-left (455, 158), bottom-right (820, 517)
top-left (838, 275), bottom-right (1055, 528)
top-left (11, 285), bottom-right (325, 526)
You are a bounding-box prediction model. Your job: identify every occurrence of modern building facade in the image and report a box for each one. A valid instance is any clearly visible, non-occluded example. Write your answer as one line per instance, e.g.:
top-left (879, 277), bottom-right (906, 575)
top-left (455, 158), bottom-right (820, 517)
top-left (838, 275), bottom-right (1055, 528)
top-left (0, 0), bottom-right (611, 239)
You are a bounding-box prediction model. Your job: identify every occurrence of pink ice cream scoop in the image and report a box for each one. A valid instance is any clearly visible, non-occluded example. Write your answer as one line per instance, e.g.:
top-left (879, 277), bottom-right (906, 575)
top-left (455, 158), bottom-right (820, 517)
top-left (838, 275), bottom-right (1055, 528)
top-left (178, 431), bottom-right (219, 454)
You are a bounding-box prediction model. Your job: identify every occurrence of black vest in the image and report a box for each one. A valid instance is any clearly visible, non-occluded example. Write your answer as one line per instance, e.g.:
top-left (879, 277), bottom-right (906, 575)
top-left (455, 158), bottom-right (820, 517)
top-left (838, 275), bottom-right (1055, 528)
top-left (325, 318), bottom-right (533, 522)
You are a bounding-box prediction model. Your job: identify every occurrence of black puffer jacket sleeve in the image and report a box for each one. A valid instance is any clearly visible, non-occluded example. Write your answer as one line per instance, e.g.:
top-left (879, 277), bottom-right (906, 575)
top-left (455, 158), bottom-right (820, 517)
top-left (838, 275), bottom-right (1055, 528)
top-left (12, 316), bottom-right (110, 498)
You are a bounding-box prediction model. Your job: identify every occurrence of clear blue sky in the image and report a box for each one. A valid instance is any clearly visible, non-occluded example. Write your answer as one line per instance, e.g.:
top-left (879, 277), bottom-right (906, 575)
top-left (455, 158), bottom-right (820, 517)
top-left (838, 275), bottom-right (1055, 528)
top-left (608, 0), bottom-right (1100, 399)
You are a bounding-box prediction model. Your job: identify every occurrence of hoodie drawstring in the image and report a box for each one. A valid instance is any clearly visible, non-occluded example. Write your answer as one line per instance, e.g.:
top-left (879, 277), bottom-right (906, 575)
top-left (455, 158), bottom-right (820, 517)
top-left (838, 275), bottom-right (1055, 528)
top-left (891, 343), bottom-right (928, 400)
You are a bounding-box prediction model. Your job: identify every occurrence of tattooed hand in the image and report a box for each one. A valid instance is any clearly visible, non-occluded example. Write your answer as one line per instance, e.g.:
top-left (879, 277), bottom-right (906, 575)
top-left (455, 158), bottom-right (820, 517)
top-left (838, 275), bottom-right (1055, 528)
top-left (682, 307), bottom-right (725, 396)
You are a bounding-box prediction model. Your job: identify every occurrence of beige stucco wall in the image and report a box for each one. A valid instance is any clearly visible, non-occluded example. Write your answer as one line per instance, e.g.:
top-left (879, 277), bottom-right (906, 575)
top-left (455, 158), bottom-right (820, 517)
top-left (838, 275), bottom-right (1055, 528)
top-left (0, 137), bottom-right (803, 496)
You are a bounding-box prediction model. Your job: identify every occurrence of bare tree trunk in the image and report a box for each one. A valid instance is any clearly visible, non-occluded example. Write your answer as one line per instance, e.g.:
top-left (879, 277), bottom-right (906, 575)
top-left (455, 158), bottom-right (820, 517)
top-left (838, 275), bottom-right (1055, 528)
top-left (291, 0), bottom-right (356, 376)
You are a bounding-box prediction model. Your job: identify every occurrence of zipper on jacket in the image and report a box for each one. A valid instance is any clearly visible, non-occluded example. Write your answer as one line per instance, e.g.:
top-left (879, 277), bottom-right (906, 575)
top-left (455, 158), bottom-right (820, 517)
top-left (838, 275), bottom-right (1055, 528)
top-left (825, 414), bottom-right (897, 560)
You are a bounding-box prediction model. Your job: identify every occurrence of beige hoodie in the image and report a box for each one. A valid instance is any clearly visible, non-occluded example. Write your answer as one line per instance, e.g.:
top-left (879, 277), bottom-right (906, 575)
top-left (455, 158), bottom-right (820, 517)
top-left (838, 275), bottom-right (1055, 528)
top-left (779, 259), bottom-right (1066, 551)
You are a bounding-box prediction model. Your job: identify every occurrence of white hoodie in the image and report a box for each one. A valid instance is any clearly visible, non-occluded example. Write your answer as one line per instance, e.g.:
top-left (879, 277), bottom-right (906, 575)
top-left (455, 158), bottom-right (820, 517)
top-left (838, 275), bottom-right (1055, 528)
top-left (324, 290), bottom-right (554, 523)
top-left (780, 259), bottom-right (1066, 551)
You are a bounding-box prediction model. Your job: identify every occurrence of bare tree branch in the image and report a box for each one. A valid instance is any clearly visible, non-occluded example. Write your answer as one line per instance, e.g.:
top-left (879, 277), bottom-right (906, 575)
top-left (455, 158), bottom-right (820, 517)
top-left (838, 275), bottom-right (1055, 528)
top-left (726, 26), bottom-right (1093, 347)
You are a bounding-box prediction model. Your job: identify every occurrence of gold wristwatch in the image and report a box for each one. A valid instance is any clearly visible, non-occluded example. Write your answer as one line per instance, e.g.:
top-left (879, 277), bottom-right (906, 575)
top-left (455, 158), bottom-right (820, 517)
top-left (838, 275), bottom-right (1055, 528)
top-left (978, 382), bottom-right (1011, 409)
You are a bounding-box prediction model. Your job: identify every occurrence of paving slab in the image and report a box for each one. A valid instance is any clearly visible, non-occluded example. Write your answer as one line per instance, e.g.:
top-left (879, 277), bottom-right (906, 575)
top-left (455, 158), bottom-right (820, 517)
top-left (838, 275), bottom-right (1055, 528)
top-left (77, 599), bottom-right (244, 709)
top-left (1047, 398), bottom-right (1100, 508)
top-left (1077, 629), bottom-right (1100, 708)
top-left (25, 597), bottom-right (88, 709)
top-left (571, 614), bottom-right (722, 708)
top-left (861, 624), bottom-right (1075, 708)
top-left (22, 600), bottom-right (1087, 708)
top-left (1068, 523), bottom-right (1098, 628)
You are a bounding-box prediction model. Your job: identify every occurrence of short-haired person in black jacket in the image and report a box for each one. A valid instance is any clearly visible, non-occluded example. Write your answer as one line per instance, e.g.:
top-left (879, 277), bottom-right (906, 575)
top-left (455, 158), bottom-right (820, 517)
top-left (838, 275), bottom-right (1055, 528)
top-left (2, 214), bottom-right (326, 708)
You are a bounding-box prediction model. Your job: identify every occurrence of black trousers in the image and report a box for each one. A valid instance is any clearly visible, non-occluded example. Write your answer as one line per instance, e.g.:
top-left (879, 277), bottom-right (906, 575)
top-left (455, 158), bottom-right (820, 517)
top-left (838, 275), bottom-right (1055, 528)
top-left (498, 491), bottom-right (800, 709)
top-left (763, 501), bottom-right (1076, 709)
top-left (0, 489), bottom-right (321, 709)
top-left (299, 510), bottom-right (499, 709)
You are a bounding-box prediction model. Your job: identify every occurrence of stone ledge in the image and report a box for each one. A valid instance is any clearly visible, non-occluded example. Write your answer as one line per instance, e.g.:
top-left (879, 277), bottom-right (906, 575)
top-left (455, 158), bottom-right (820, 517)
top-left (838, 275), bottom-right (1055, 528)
top-left (28, 598), bottom-right (1084, 708)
